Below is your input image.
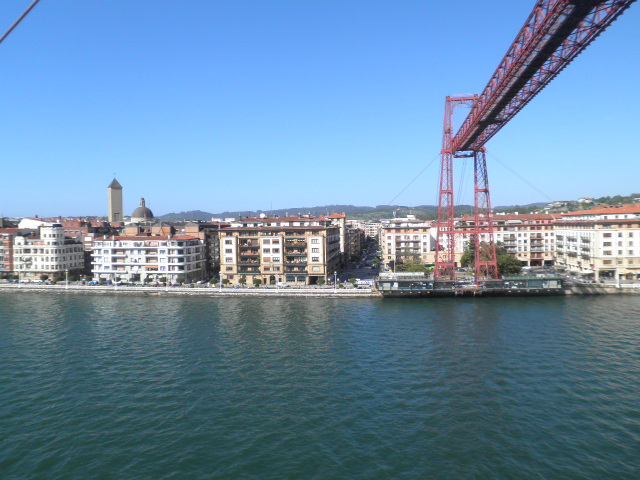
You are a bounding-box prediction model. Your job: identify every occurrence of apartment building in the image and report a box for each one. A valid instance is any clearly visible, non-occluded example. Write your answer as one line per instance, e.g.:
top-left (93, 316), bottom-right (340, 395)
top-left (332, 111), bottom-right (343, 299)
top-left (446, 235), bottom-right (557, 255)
top-left (456, 213), bottom-right (558, 266)
top-left (346, 227), bottom-right (365, 261)
top-left (363, 221), bottom-right (381, 240)
top-left (12, 224), bottom-right (85, 280)
top-left (219, 215), bottom-right (341, 285)
top-left (0, 228), bottom-right (25, 275)
top-left (91, 234), bottom-right (206, 283)
top-left (555, 204), bottom-right (640, 280)
top-left (380, 217), bottom-right (434, 270)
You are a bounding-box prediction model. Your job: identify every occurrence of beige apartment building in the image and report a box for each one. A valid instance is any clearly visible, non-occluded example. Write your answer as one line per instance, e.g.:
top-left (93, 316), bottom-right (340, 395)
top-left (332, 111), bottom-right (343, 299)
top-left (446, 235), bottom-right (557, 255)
top-left (219, 216), bottom-right (341, 285)
top-left (555, 204), bottom-right (640, 280)
top-left (380, 217), bottom-right (434, 270)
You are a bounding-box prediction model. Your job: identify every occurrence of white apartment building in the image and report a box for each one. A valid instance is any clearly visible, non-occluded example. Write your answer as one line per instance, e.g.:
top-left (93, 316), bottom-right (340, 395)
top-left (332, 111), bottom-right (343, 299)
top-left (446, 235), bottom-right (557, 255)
top-left (363, 221), bottom-right (381, 240)
top-left (555, 204), bottom-right (640, 280)
top-left (91, 235), bottom-right (206, 283)
top-left (13, 224), bottom-right (85, 280)
top-left (457, 214), bottom-right (558, 266)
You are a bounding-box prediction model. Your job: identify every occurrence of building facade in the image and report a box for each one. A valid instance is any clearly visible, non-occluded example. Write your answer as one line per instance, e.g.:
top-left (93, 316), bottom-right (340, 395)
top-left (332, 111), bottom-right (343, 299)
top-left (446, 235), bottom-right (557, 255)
top-left (91, 235), bottom-right (206, 283)
top-left (555, 204), bottom-right (640, 280)
top-left (219, 216), bottom-right (341, 285)
top-left (380, 217), bottom-right (434, 270)
top-left (12, 224), bottom-right (85, 280)
top-left (457, 213), bottom-right (558, 267)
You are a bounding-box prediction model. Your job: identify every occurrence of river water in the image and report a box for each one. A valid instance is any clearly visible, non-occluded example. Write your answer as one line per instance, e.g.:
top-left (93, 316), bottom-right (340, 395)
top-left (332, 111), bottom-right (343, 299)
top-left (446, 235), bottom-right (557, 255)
top-left (1, 292), bottom-right (639, 479)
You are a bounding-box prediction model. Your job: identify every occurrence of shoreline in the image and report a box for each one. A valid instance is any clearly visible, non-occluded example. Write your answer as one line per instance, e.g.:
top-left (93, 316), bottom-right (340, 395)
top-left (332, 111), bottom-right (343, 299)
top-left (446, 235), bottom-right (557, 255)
top-left (2, 283), bottom-right (640, 298)
top-left (0, 284), bottom-right (380, 297)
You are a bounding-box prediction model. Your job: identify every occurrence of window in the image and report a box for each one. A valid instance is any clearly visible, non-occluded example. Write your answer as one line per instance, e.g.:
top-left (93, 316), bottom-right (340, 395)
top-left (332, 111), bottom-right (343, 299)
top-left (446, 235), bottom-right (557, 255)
top-left (312, 248), bottom-right (319, 253)
top-left (263, 239), bottom-right (270, 245)
top-left (225, 258), bottom-right (234, 263)
top-left (603, 233), bottom-right (612, 238)
top-left (312, 257), bottom-right (320, 262)
top-left (263, 248), bottom-right (271, 253)
top-left (273, 267), bottom-right (280, 271)
top-left (273, 257), bottom-right (280, 262)
top-left (226, 267), bottom-right (233, 271)
top-left (272, 239), bottom-right (279, 244)
top-left (312, 266), bottom-right (320, 272)
top-left (311, 239), bottom-right (319, 244)
top-left (272, 248), bottom-right (280, 253)
top-left (603, 242), bottom-right (612, 247)
top-left (225, 240), bottom-right (232, 245)
top-left (225, 249), bottom-right (232, 254)
top-left (603, 251), bottom-right (612, 256)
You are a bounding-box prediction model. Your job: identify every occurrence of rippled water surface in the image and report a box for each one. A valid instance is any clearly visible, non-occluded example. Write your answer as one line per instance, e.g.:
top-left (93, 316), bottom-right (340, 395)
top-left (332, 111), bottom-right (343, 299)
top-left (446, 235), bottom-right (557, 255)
top-left (1, 292), bottom-right (639, 479)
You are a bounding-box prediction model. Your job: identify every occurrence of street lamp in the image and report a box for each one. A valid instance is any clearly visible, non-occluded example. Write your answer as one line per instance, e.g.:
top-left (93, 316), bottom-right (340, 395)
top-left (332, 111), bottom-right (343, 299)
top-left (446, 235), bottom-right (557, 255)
top-left (65, 269), bottom-right (68, 290)
top-left (276, 272), bottom-right (279, 291)
top-left (334, 271), bottom-right (337, 293)
top-left (219, 272), bottom-right (223, 292)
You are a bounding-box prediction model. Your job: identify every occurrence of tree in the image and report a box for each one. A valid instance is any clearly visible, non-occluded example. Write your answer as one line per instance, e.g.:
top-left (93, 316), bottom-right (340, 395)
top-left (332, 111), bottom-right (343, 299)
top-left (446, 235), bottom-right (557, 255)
top-left (253, 278), bottom-right (262, 287)
top-left (222, 278), bottom-right (229, 285)
top-left (40, 274), bottom-right (49, 281)
top-left (239, 276), bottom-right (247, 285)
top-left (395, 262), bottom-right (429, 274)
top-left (316, 278), bottom-right (325, 285)
top-left (460, 240), bottom-right (522, 276)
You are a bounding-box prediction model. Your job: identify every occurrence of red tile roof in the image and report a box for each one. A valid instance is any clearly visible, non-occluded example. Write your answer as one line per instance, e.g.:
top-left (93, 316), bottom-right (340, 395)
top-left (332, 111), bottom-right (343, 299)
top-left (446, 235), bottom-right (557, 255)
top-left (563, 203), bottom-right (640, 216)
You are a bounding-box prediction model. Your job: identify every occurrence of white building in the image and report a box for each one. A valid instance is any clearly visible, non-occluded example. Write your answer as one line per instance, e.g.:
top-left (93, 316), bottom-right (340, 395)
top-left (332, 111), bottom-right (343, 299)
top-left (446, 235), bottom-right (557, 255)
top-left (91, 235), bottom-right (206, 283)
top-left (13, 224), bottom-right (85, 281)
top-left (555, 203), bottom-right (640, 280)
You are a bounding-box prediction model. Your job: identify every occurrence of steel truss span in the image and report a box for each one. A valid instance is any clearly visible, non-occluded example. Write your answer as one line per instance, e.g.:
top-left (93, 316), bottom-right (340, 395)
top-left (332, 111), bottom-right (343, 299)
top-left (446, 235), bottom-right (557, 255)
top-left (434, 0), bottom-right (636, 282)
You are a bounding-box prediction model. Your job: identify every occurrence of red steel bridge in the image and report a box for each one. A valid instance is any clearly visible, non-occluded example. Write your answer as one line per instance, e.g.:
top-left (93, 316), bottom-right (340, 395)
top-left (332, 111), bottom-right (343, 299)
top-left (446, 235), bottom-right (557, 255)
top-left (434, 0), bottom-right (637, 281)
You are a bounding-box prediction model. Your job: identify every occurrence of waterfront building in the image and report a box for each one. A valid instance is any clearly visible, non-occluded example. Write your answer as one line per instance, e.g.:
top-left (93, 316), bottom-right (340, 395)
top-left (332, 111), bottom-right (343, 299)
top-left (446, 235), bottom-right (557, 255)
top-left (554, 203), bottom-right (640, 280)
top-left (183, 221), bottom-right (231, 279)
top-left (0, 228), bottom-right (27, 275)
top-left (91, 234), bottom-right (206, 283)
top-left (219, 215), bottom-right (341, 286)
top-left (380, 216), bottom-right (434, 270)
top-left (12, 224), bottom-right (85, 281)
top-left (456, 213), bottom-right (558, 267)
top-left (107, 178), bottom-right (123, 223)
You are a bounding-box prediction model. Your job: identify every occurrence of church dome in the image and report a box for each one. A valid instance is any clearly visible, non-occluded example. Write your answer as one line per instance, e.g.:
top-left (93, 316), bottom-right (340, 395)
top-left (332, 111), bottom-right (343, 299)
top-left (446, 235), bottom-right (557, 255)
top-left (131, 198), bottom-right (154, 222)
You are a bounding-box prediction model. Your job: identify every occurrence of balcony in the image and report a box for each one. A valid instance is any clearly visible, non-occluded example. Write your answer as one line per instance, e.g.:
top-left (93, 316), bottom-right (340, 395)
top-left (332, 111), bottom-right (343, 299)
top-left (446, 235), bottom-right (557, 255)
top-left (284, 248), bottom-right (307, 255)
top-left (285, 239), bottom-right (307, 245)
top-left (238, 260), bottom-right (259, 265)
top-left (239, 241), bottom-right (259, 247)
top-left (284, 268), bottom-right (307, 274)
top-left (285, 260), bottom-right (307, 265)
top-left (238, 268), bottom-right (260, 274)
top-left (239, 249), bottom-right (259, 256)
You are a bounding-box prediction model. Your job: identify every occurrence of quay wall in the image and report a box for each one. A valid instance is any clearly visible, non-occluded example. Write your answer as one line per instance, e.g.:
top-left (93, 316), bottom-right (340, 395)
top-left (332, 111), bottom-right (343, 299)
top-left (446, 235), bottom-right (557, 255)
top-left (0, 284), bottom-right (380, 298)
top-left (564, 284), bottom-right (640, 295)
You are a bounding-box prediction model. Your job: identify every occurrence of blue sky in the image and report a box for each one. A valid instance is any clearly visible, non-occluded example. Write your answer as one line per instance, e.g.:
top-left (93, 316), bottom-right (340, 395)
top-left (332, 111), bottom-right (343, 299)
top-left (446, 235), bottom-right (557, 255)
top-left (1, 1), bottom-right (638, 218)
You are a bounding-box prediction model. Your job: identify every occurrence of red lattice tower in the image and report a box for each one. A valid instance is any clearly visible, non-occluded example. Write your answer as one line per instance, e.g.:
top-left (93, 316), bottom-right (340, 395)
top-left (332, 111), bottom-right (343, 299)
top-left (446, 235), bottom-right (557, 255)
top-left (435, 97), bottom-right (498, 282)
top-left (433, 0), bottom-right (635, 282)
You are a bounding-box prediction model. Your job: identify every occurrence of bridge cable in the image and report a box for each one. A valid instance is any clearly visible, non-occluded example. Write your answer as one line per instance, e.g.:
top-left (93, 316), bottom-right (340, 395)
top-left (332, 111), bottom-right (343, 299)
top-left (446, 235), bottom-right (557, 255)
top-left (486, 151), bottom-right (554, 203)
top-left (0, 0), bottom-right (42, 46)
top-left (386, 153), bottom-right (440, 206)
